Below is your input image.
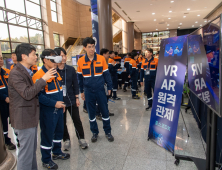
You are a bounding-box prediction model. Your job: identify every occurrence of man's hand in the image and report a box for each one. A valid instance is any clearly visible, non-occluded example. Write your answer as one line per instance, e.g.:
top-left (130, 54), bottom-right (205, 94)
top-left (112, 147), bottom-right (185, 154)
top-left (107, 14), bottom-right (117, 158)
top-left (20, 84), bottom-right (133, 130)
top-left (5, 97), bottom-right (10, 103)
top-left (108, 90), bottom-right (111, 96)
top-left (81, 93), bottom-right (85, 101)
top-left (118, 69), bottom-right (122, 71)
top-left (55, 101), bottom-right (66, 109)
top-left (140, 82), bottom-right (143, 86)
top-left (116, 61), bottom-right (120, 64)
top-left (128, 75), bottom-right (131, 78)
top-left (76, 98), bottom-right (81, 107)
top-left (112, 61), bottom-right (115, 66)
top-left (42, 68), bottom-right (57, 81)
top-left (63, 107), bottom-right (65, 113)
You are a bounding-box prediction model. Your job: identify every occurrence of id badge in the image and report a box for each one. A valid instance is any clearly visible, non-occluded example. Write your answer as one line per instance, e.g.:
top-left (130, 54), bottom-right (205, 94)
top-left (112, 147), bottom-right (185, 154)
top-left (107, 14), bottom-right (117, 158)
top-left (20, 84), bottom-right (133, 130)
top-left (145, 69), bottom-right (150, 75)
top-left (62, 85), bottom-right (66, 97)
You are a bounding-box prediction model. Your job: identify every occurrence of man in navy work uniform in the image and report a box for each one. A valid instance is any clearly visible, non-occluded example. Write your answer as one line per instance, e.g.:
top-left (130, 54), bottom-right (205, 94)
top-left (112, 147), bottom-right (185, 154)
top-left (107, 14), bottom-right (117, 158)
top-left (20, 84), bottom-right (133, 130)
top-left (77, 37), bottom-right (114, 143)
top-left (32, 49), bottom-right (70, 170)
top-left (0, 55), bottom-right (16, 150)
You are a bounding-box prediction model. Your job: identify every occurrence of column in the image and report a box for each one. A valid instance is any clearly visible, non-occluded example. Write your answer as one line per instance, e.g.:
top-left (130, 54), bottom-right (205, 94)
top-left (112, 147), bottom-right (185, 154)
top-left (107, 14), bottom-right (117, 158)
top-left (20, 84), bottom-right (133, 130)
top-left (97, 0), bottom-right (113, 50)
top-left (122, 20), bottom-right (134, 53)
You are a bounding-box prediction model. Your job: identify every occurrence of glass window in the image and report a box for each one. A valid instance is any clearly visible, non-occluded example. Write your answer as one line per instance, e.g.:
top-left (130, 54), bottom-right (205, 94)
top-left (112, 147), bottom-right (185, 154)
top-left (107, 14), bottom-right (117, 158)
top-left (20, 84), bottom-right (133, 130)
top-left (17, 16), bottom-right (27, 26)
top-left (32, 44), bottom-right (44, 55)
top-left (0, 10), bottom-right (6, 22)
top-left (6, 0), bottom-right (25, 14)
top-left (51, 11), bottom-right (57, 22)
top-left (28, 0), bottom-right (40, 4)
top-left (29, 29), bottom-right (43, 44)
top-left (50, 1), bottom-right (56, 11)
top-left (26, 1), bottom-right (41, 19)
top-left (0, 41), bottom-right (11, 53)
top-left (0, 0), bottom-right (4, 7)
top-left (0, 23), bottom-right (9, 41)
top-left (9, 25), bottom-right (28, 43)
top-left (11, 42), bottom-right (21, 52)
top-left (7, 12), bottom-right (17, 25)
top-left (53, 33), bottom-right (60, 47)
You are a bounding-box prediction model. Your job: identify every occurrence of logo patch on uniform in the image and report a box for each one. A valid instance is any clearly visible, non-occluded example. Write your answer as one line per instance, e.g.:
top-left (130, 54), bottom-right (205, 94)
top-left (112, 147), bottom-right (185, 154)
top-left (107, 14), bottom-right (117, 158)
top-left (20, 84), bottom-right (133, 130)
top-left (96, 62), bottom-right (101, 64)
top-left (152, 61), bottom-right (155, 63)
top-left (36, 79), bottom-right (39, 82)
top-left (83, 64), bottom-right (88, 66)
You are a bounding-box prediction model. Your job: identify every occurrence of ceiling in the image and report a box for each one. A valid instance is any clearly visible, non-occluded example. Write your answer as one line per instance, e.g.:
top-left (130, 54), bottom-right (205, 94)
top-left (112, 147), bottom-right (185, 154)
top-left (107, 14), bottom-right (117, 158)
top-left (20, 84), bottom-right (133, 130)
top-left (76, 0), bottom-right (222, 32)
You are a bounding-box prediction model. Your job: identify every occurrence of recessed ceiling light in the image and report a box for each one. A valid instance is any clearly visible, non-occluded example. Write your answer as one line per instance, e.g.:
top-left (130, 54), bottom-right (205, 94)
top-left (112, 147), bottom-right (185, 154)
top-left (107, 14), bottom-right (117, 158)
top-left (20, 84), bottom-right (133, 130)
top-left (192, 25), bottom-right (194, 27)
top-left (156, 29), bottom-right (158, 30)
top-left (154, 19), bottom-right (156, 21)
top-left (167, 24), bottom-right (170, 26)
top-left (200, 24), bottom-right (202, 26)
top-left (170, 1), bottom-right (174, 3)
top-left (195, 21), bottom-right (198, 23)
top-left (167, 28), bottom-right (169, 29)
top-left (187, 8), bottom-right (190, 11)
top-left (197, 14), bottom-right (200, 16)
top-left (169, 11), bottom-right (172, 13)
top-left (180, 23), bottom-right (182, 25)
top-left (183, 16), bottom-right (186, 18)
top-left (152, 13), bottom-right (155, 15)
top-left (168, 18), bottom-right (171, 19)
top-left (178, 27), bottom-right (180, 28)
top-left (204, 20), bottom-right (207, 22)
top-left (150, 4), bottom-right (153, 5)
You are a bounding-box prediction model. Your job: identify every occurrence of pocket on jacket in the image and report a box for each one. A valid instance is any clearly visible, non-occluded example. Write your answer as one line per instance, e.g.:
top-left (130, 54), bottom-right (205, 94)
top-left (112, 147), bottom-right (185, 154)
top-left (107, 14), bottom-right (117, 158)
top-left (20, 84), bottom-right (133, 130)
top-left (95, 67), bottom-right (103, 73)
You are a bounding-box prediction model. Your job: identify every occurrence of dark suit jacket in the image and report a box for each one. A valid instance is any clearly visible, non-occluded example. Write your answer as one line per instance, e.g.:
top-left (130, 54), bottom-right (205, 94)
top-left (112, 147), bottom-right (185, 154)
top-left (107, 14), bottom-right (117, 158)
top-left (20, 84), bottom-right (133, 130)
top-left (8, 63), bottom-right (46, 130)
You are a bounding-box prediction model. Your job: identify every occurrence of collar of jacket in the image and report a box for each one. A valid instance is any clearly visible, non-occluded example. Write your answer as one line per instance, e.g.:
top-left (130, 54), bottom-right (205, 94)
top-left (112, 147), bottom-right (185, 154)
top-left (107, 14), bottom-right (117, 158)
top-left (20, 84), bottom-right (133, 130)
top-left (0, 68), bottom-right (6, 75)
top-left (42, 65), bottom-right (59, 78)
top-left (16, 63), bottom-right (34, 84)
top-left (85, 52), bottom-right (97, 62)
top-left (145, 56), bottom-right (154, 63)
top-left (57, 64), bottom-right (68, 71)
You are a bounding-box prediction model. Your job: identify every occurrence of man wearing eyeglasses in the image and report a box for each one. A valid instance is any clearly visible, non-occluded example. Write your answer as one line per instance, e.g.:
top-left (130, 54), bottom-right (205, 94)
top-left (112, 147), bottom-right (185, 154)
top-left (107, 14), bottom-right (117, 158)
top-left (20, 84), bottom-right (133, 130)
top-left (32, 49), bottom-right (69, 170)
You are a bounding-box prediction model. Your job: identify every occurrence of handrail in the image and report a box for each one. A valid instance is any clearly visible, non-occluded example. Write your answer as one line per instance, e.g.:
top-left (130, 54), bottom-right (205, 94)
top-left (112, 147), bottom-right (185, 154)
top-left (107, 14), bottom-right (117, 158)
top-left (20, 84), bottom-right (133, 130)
top-left (67, 36), bottom-right (81, 58)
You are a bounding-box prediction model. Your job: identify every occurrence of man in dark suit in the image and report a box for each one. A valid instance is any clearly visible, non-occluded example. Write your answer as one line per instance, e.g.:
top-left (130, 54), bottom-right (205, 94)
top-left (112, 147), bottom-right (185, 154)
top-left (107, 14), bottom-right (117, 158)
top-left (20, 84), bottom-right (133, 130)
top-left (8, 43), bottom-right (56, 170)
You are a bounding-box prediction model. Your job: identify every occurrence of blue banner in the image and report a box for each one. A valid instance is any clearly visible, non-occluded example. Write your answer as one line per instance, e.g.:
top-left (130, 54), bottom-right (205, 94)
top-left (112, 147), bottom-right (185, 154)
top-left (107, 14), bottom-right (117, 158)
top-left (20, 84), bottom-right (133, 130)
top-left (188, 34), bottom-right (217, 113)
top-left (90, 0), bottom-right (100, 53)
top-left (148, 35), bottom-right (188, 153)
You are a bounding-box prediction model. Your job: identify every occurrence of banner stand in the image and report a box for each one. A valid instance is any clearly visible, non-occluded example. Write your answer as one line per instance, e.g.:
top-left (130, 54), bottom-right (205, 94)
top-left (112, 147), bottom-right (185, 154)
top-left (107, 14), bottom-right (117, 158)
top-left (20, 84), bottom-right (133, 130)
top-left (174, 99), bottom-right (217, 170)
top-left (179, 108), bottom-right (190, 138)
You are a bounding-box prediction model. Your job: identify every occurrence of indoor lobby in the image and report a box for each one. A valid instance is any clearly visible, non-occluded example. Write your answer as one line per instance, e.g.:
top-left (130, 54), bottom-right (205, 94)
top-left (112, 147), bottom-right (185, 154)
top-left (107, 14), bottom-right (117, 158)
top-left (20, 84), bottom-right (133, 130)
top-left (0, 0), bottom-right (222, 170)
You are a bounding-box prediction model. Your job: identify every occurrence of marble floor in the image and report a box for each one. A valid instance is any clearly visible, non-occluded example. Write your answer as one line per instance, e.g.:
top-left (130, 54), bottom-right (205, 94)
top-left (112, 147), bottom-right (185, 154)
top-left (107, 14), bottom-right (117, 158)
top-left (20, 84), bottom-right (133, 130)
top-left (8, 87), bottom-right (206, 170)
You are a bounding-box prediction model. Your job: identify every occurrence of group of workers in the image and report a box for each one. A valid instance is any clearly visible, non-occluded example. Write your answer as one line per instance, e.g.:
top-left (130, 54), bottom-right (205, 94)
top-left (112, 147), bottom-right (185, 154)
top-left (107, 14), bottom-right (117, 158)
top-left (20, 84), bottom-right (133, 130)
top-left (0, 37), bottom-right (159, 170)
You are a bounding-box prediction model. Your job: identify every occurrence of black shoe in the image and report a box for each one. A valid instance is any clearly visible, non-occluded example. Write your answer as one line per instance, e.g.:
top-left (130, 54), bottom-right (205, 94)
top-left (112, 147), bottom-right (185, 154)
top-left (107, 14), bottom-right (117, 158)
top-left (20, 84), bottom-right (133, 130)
top-left (83, 108), bottom-right (88, 113)
top-left (127, 86), bottom-right (131, 89)
top-left (113, 97), bottom-right (121, 100)
top-left (146, 106), bottom-right (152, 111)
top-left (96, 115), bottom-right (102, 121)
top-left (119, 87), bottom-right (122, 90)
top-left (106, 133), bottom-right (114, 142)
top-left (52, 153), bottom-right (70, 160)
top-left (123, 89), bottom-right (127, 92)
top-left (132, 96), bottom-right (140, 99)
top-left (91, 133), bottom-right (98, 143)
top-left (43, 160), bottom-right (58, 169)
top-left (109, 112), bottom-right (114, 116)
top-left (144, 92), bottom-right (147, 96)
top-left (6, 142), bottom-right (16, 150)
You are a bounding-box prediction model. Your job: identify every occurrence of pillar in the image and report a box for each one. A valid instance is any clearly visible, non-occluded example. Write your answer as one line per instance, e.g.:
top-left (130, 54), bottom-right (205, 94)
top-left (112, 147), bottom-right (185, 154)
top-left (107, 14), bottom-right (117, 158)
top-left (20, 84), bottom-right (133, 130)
top-left (122, 20), bottom-right (134, 53)
top-left (97, 0), bottom-right (113, 50)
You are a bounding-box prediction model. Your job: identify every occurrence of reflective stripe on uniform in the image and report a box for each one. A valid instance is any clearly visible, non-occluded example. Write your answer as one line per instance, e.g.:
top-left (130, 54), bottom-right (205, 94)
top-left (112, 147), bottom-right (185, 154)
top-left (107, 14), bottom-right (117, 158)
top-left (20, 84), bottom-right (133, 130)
top-left (102, 117), bottom-right (110, 121)
top-left (41, 145), bottom-right (52, 149)
top-left (131, 89), bottom-right (136, 91)
top-left (89, 118), bottom-right (96, 122)
top-left (3, 132), bottom-right (8, 135)
top-left (113, 89), bottom-right (117, 91)
top-left (53, 140), bottom-right (62, 143)
top-left (94, 74), bottom-right (102, 77)
top-left (103, 69), bottom-right (108, 72)
top-left (148, 97), bottom-right (152, 100)
top-left (46, 90), bottom-right (59, 94)
top-left (0, 87), bottom-right (6, 90)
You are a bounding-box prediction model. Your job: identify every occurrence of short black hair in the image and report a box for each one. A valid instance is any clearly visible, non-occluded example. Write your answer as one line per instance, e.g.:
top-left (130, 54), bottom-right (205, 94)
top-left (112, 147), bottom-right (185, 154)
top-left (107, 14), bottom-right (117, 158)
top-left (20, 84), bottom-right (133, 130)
top-left (131, 52), bottom-right (138, 59)
top-left (109, 51), bottom-right (115, 55)
top-left (156, 51), bottom-right (159, 55)
top-left (40, 49), bottom-right (56, 64)
top-left (83, 37), bottom-right (95, 47)
top-left (11, 51), bottom-right (16, 54)
top-left (100, 48), bottom-right (109, 55)
top-left (146, 48), bottom-right (153, 54)
top-left (132, 49), bottom-right (137, 53)
top-left (115, 52), bottom-right (118, 56)
top-left (54, 47), bottom-right (67, 56)
top-left (15, 43), bottom-right (36, 62)
top-left (127, 52), bottom-right (131, 57)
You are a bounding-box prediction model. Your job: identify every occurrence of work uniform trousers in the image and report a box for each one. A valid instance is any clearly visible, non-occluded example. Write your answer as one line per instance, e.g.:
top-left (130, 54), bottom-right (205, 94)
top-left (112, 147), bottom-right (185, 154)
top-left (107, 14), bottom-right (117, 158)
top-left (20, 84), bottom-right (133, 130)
top-left (118, 73), bottom-right (122, 88)
top-left (145, 76), bottom-right (156, 106)
top-left (0, 102), bottom-right (11, 144)
top-left (84, 88), bottom-right (111, 135)
top-left (131, 76), bottom-right (138, 97)
top-left (123, 73), bottom-right (130, 90)
top-left (40, 109), bottom-right (64, 163)
top-left (63, 105), bottom-right (85, 141)
top-left (112, 75), bottom-right (118, 98)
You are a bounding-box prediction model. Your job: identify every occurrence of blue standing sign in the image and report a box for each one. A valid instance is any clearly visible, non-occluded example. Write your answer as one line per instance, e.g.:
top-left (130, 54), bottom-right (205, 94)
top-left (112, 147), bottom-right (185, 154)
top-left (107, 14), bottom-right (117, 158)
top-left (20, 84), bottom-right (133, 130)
top-left (90, 0), bottom-right (100, 53)
top-left (148, 35), bottom-right (188, 153)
